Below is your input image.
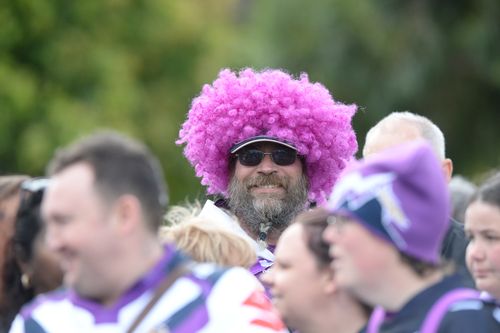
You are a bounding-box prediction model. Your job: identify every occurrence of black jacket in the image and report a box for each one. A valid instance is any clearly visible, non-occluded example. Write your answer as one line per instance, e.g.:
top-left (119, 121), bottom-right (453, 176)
top-left (441, 218), bottom-right (473, 286)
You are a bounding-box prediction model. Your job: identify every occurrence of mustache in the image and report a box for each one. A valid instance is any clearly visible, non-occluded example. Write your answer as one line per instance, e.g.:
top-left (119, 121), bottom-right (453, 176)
top-left (246, 174), bottom-right (288, 189)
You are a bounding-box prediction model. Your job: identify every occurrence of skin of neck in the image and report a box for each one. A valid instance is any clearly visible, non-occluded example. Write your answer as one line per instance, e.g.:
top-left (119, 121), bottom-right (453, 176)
top-left (362, 264), bottom-right (445, 312)
top-left (99, 234), bottom-right (164, 306)
top-left (298, 291), bottom-right (368, 333)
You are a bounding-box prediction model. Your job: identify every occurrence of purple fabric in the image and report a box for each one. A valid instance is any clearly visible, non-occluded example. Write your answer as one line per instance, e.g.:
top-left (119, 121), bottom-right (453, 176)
top-left (170, 276), bottom-right (211, 333)
top-left (250, 245), bottom-right (275, 276)
top-left (171, 305), bottom-right (209, 333)
top-left (250, 258), bottom-right (273, 276)
top-left (328, 141), bottom-right (450, 264)
top-left (366, 306), bottom-right (386, 333)
top-left (420, 288), bottom-right (480, 332)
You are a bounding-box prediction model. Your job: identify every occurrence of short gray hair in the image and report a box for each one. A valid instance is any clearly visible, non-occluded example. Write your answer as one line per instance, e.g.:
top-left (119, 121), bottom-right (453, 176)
top-left (364, 111), bottom-right (446, 160)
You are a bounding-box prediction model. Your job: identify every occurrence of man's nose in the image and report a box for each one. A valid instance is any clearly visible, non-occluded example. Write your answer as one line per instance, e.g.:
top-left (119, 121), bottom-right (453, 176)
top-left (257, 154), bottom-right (277, 174)
top-left (323, 223), bottom-right (340, 245)
top-left (467, 239), bottom-right (486, 261)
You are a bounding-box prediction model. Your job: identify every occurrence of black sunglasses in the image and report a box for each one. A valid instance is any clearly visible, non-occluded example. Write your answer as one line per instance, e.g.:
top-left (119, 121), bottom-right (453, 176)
top-left (234, 148), bottom-right (298, 167)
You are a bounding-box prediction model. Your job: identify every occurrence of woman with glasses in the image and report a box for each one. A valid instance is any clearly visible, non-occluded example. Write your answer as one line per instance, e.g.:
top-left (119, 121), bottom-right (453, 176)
top-left (0, 177), bottom-right (63, 332)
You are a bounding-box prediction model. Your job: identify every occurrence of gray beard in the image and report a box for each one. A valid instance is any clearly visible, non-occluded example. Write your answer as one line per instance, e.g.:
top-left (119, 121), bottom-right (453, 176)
top-left (228, 173), bottom-right (309, 238)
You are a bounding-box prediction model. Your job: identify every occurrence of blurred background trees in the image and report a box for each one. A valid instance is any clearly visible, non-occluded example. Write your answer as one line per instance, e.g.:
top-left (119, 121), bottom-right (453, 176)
top-left (1, 0), bottom-right (499, 204)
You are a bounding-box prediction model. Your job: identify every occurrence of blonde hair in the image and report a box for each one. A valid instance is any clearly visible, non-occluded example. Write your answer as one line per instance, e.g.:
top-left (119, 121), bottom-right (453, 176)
top-left (160, 217), bottom-right (256, 268)
top-left (164, 200), bottom-right (203, 226)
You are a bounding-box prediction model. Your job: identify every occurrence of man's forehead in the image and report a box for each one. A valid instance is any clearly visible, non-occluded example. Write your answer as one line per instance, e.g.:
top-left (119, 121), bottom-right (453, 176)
top-left (44, 163), bottom-right (96, 204)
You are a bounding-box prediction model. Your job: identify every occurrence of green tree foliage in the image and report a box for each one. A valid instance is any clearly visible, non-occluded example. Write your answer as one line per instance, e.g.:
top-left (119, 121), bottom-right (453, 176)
top-left (1, 0), bottom-right (499, 204)
top-left (0, 0), bottom-right (238, 203)
top-left (227, 0), bottom-right (500, 178)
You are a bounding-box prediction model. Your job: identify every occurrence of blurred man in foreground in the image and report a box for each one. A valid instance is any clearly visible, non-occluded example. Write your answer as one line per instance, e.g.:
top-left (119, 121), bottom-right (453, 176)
top-left (9, 131), bottom-right (286, 333)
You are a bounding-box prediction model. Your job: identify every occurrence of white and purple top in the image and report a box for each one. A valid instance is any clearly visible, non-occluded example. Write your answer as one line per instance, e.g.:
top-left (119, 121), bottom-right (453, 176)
top-left (9, 245), bottom-right (286, 333)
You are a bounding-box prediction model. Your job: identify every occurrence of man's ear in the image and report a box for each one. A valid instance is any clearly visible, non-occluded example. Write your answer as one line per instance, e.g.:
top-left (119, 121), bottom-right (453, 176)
top-left (114, 195), bottom-right (142, 233)
top-left (442, 158), bottom-right (453, 183)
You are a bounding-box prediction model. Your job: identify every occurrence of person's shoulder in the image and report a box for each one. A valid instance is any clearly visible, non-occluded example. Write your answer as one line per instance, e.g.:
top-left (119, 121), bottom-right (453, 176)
top-left (442, 219), bottom-right (472, 283)
top-left (187, 263), bottom-right (261, 292)
top-left (448, 218), bottom-right (466, 236)
top-left (178, 263), bottom-right (286, 332)
top-left (7, 289), bottom-right (70, 333)
top-left (443, 219), bottom-right (467, 247)
top-left (18, 288), bottom-right (69, 320)
top-left (439, 299), bottom-right (500, 332)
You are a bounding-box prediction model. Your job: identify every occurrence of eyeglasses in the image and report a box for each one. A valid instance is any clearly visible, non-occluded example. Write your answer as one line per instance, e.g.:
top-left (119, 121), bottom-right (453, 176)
top-left (326, 214), bottom-right (351, 228)
top-left (234, 148), bottom-right (298, 167)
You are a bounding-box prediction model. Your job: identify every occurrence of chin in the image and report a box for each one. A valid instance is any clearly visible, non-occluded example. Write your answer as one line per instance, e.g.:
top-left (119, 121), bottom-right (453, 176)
top-left (477, 280), bottom-right (494, 293)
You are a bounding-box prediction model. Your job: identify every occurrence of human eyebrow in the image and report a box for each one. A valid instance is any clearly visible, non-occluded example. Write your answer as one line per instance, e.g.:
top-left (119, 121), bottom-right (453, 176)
top-left (482, 229), bottom-right (500, 240)
top-left (44, 212), bottom-right (71, 225)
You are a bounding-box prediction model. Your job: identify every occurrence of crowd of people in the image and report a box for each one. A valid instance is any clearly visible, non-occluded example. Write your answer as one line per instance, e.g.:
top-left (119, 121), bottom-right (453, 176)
top-left (0, 68), bottom-right (499, 332)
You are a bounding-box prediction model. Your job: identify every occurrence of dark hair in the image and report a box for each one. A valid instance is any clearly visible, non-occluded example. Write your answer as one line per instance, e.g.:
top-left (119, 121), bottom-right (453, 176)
top-left (470, 170), bottom-right (500, 209)
top-left (0, 246), bottom-right (28, 331)
top-left (296, 208), bottom-right (332, 269)
top-left (399, 252), bottom-right (449, 277)
top-left (0, 176), bottom-right (32, 331)
top-left (47, 131), bottom-right (169, 231)
top-left (1, 179), bottom-right (64, 332)
top-left (14, 179), bottom-right (47, 264)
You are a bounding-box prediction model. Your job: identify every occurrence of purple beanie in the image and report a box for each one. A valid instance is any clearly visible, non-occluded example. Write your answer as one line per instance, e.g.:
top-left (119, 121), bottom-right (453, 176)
top-left (177, 68), bottom-right (358, 204)
top-left (327, 141), bottom-right (450, 264)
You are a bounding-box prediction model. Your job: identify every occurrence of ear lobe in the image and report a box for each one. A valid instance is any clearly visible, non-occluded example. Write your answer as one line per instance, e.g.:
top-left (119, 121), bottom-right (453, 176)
top-left (15, 255), bottom-right (35, 288)
top-left (321, 267), bottom-right (337, 294)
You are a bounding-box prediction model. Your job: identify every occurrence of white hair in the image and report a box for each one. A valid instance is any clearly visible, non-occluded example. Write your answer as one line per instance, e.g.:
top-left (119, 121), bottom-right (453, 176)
top-left (364, 111), bottom-right (446, 160)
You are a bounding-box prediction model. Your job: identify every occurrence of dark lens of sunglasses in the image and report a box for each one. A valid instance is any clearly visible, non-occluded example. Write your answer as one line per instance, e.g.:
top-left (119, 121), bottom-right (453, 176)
top-left (271, 149), bottom-right (296, 166)
top-left (238, 149), bottom-right (297, 166)
top-left (239, 150), bottom-right (264, 166)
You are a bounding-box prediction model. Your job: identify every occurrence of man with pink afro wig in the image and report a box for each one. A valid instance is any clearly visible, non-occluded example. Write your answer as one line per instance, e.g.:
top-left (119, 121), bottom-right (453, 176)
top-left (177, 68), bottom-right (357, 277)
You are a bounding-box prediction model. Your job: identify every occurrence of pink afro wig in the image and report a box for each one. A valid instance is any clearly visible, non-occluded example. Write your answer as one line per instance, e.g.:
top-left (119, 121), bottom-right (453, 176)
top-left (177, 68), bottom-right (358, 204)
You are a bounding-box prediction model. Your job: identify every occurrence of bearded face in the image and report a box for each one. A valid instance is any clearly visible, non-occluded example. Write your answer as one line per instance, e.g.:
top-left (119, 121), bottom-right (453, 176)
top-left (228, 172), bottom-right (309, 237)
